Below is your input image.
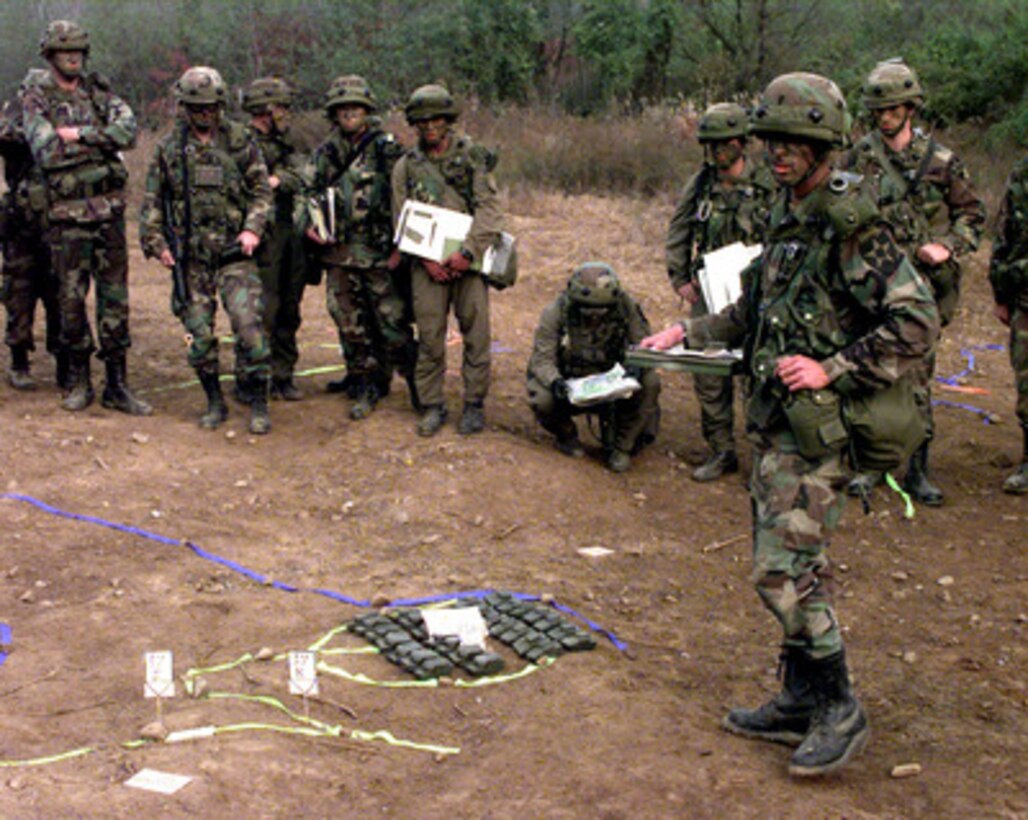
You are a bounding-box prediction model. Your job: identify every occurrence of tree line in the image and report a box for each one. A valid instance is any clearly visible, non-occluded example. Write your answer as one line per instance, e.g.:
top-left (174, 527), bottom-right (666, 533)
top-left (0, 0), bottom-right (1024, 144)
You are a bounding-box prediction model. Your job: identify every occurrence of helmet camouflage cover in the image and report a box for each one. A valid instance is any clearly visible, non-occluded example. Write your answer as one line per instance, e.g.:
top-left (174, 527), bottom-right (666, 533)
top-left (242, 76), bottom-right (293, 113)
top-left (862, 59), bottom-right (924, 110)
top-left (404, 84), bottom-right (459, 124)
top-left (566, 263), bottom-right (622, 307)
top-left (39, 20), bottom-right (90, 56)
top-left (750, 72), bottom-right (850, 147)
top-left (174, 66), bottom-right (229, 106)
top-left (697, 102), bottom-right (749, 142)
top-left (323, 74), bottom-right (378, 113)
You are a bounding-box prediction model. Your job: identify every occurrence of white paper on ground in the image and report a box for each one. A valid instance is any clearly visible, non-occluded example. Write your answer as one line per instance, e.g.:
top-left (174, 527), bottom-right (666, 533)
top-left (421, 607), bottom-right (489, 650)
top-left (577, 546), bottom-right (615, 558)
top-left (125, 768), bottom-right (193, 795)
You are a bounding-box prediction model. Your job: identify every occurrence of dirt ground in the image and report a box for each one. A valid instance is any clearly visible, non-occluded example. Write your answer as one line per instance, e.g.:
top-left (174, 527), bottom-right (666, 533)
top-left (0, 190), bottom-right (1024, 818)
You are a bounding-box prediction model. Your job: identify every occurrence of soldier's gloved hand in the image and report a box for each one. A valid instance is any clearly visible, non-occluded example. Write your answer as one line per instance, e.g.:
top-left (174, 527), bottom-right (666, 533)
top-left (444, 248), bottom-right (473, 275)
top-left (552, 379), bottom-right (570, 402)
top-left (423, 260), bottom-right (451, 283)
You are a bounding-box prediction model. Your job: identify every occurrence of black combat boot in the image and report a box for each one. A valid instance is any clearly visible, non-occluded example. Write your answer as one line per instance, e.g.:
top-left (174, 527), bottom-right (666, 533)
top-left (248, 375), bottom-right (271, 435)
top-left (788, 650), bottom-right (870, 777)
top-left (722, 648), bottom-right (817, 746)
top-left (101, 357), bottom-right (153, 416)
top-left (416, 404), bottom-right (447, 437)
top-left (325, 372), bottom-right (358, 397)
top-left (457, 401), bottom-right (485, 435)
top-left (902, 442), bottom-right (943, 506)
top-left (271, 375), bottom-right (302, 401)
top-left (55, 350), bottom-right (71, 391)
top-left (1003, 425), bottom-right (1028, 495)
top-left (198, 370), bottom-right (228, 429)
top-left (692, 450), bottom-right (739, 482)
top-left (349, 377), bottom-right (379, 421)
top-left (61, 354), bottom-right (95, 412)
top-left (8, 345), bottom-right (35, 390)
top-left (232, 368), bottom-right (255, 405)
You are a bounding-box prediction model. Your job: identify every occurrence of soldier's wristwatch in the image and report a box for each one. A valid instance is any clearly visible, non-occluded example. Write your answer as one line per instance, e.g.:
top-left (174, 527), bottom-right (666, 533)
top-left (459, 247), bottom-right (474, 263)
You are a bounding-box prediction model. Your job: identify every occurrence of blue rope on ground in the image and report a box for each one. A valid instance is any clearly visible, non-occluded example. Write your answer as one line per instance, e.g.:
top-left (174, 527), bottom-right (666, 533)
top-left (933, 343), bottom-right (1005, 424)
top-left (0, 623), bottom-right (11, 668)
top-left (0, 494), bottom-right (628, 652)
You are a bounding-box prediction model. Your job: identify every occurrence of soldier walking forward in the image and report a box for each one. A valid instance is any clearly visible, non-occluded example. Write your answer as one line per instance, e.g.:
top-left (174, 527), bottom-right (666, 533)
top-left (139, 67), bottom-right (273, 434)
top-left (21, 20), bottom-right (150, 415)
top-left (643, 74), bottom-right (939, 776)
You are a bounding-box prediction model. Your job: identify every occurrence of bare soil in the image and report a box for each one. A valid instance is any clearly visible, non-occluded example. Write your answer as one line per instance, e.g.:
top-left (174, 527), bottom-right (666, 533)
top-left (0, 191), bottom-right (1024, 818)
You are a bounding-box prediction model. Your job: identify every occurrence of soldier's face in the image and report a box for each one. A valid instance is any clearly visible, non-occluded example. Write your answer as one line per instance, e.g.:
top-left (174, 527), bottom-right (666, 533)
top-left (50, 50), bottom-right (85, 80)
top-left (709, 138), bottom-right (745, 173)
top-left (270, 103), bottom-right (291, 133)
top-left (764, 138), bottom-right (818, 188)
top-left (416, 117), bottom-right (450, 148)
top-left (872, 104), bottom-right (912, 138)
top-left (186, 104), bottom-right (220, 134)
top-left (335, 104), bottom-right (368, 135)
top-left (250, 110), bottom-right (274, 134)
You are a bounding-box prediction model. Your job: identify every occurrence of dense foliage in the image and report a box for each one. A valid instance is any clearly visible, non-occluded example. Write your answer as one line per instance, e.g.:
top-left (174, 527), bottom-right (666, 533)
top-left (0, 0), bottom-right (1023, 144)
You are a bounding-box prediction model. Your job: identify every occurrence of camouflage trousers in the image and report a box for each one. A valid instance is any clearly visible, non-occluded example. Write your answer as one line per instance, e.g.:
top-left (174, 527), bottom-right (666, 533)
top-left (411, 264), bottom-right (491, 406)
top-left (2, 218), bottom-right (59, 353)
top-left (46, 216), bottom-right (130, 360)
top-left (527, 370), bottom-right (661, 452)
top-left (179, 258), bottom-right (269, 379)
top-left (326, 263), bottom-right (414, 379)
top-left (252, 220), bottom-right (307, 381)
top-left (691, 297), bottom-right (736, 452)
top-left (749, 427), bottom-right (847, 660)
top-left (1008, 290), bottom-right (1028, 427)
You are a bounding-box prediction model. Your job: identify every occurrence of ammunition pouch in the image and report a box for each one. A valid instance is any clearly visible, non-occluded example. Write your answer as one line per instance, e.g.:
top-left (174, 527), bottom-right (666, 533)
top-left (783, 388), bottom-right (849, 461)
top-left (842, 374), bottom-right (926, 473)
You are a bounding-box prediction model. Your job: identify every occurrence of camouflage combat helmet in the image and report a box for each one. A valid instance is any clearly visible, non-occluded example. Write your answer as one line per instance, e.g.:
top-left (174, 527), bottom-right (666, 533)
top-left (242, 76), bottom-right (293, 113)
top-left (39, 20), bottom-right (90, 56)
top-left (697, 102), bottom-right (749, 142)
top-left (750, 72), bottom-right (850, 147)
top-left (405, 84), bottom-right (459, 124)
top-left (862, 59), bottom-right (924, 110)
top-left (323, 75), bottom-right (378, 113)
top-left (174, 67), bottom-right (229, 107)
top-left (567, 263), bottom-right (622, 307)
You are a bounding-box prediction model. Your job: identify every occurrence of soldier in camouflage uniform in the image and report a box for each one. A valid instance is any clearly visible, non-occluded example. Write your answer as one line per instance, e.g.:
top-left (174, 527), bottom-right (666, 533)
top-left (139, 67), bottom-right (273, 434)
top-left (527, 263), bottom-right (661, 472)
top-left (643, 74), bottom-right (939, 776)
top-left (392, 84), bottom-right (504, 437)
top-left (301, 75), bottom-right (417, 420)
top-left (21, 21), bottom-right (151, 415)
top-left (989, 157), bottom-right (1028, 494)
top-left (240, 77), bottom-right (307, 402)
top-left (666, 102), bottom-right (775, 481)
top-left (844, 59), bottom-right (986, 505)
top-left (0, 70), bottom-right (61, 392)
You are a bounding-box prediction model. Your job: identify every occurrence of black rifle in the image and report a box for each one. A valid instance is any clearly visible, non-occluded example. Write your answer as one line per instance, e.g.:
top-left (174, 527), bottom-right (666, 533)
top-left (160, 124), bottom-right (191, 314)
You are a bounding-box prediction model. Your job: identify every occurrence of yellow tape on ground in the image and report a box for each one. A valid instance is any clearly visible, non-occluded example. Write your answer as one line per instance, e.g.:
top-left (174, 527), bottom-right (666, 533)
top-left (0, 746), bottom-right (95, 768)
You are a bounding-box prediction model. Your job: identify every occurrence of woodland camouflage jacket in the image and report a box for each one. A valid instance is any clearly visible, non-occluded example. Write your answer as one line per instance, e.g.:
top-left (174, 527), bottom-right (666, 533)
top-left (139, 118), bottom-right (271, 264)
top-left (989, 156), bottom-right (1028, 307)
top-left (685, 171), bottom-right (940, 432)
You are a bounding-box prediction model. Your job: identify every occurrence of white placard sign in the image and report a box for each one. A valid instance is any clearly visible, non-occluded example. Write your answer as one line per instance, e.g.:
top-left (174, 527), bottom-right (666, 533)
top-left (288, 650), bottom-right (319, 696)
top-left (421, 607), bottom-right (489, 650)
top-left (699, 242), bottom-right (763, 315)
top-left (144, 651), bottom-right (175, 699)
top-left (125, 768), bottom-right (193, 795)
